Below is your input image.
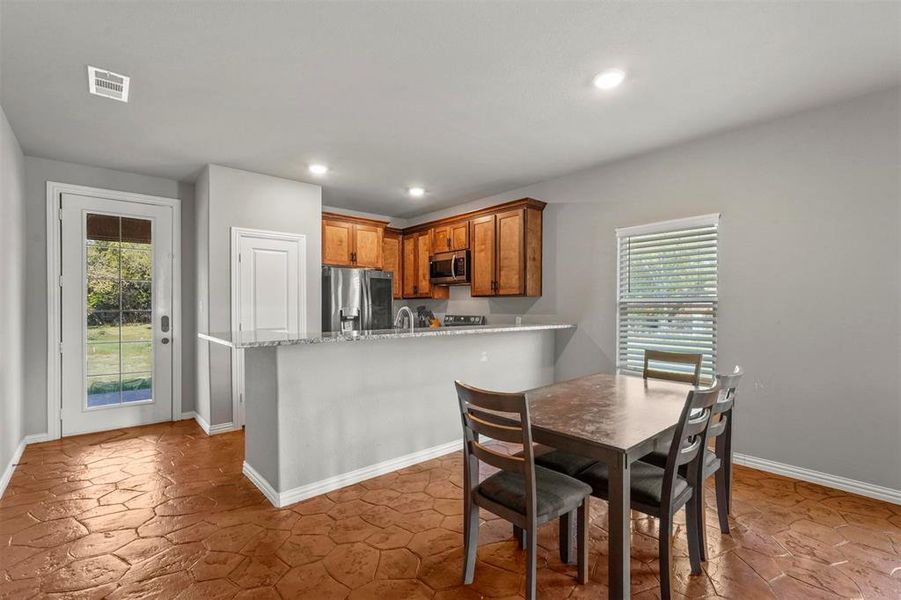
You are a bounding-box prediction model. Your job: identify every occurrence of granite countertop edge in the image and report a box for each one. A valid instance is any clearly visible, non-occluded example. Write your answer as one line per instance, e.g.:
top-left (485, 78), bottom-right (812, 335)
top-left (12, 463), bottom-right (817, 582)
top-left (199, 323), bottom-right (575, 349)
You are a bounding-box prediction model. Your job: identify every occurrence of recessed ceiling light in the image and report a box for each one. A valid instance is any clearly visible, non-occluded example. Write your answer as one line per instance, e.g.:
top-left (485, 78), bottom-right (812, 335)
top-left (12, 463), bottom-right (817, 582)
top-left (593, 68), bottom-right (626, 90)
top-left (408, 187), bottom-right (425, 198)
top-left (309, 164), bottom-right (329, 176)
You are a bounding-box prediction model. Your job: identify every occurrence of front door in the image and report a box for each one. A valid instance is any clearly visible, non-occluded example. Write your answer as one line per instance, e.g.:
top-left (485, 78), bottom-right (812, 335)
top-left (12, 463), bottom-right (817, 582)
top-left (60, 193), bottom-right (175, 436)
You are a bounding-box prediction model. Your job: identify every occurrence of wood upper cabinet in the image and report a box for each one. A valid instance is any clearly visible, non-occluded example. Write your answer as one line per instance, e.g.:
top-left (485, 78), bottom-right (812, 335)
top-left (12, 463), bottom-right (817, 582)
top-left (321, 213), bottom-right (386, 269)
top-left (323, 198), bottom-right (542, 299)
top-left (470, 203), bottom-right (543, 297)
top-left (496, 209), bottom-right (525, 296)
top-left (322, 218), bottom-right (355, 266)
top-left (432, 225), bottom-right (451, 253)
top-left (353, 223), bottom-right (382, 268)
top-left (470, 215), bottom-right (496, 297)
top-left (402, 235), bottom-right (417, 298)
top-left (449, 221), bottom-right (469, 251)
top-left (432, 220), bottom-right (469, 252)
top-left (401, 230), bottom-right (448, 299)
top-left (382, 229), bottom-right (403, 299)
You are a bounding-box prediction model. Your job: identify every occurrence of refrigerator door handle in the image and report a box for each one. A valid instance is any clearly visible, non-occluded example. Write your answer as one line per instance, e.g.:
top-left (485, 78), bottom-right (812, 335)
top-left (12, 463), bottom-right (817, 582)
top-left (360, 271), bottom-right (372, 331)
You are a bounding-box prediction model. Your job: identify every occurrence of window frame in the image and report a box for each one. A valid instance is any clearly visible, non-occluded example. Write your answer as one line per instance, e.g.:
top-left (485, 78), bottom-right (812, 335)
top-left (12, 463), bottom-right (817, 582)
top-left (615, 213), bottom-right (721, 381)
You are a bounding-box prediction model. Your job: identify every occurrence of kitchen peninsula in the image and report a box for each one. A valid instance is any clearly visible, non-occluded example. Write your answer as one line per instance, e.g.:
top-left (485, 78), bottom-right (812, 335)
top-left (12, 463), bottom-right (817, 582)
top-left (202, 323), bottom-right (573, 507)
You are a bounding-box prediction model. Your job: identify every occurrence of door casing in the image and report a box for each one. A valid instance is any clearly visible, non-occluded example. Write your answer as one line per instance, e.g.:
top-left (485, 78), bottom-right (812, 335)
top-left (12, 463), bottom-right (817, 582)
top-left (46, 182), bottom-right (182, 442)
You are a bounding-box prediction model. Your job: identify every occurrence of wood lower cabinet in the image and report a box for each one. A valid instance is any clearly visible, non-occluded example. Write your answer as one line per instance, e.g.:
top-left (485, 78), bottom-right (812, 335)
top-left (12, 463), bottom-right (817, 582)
top-left (322, 213), bottom-right (387, 269)
top-left (470, 205), bottom-right (542, 297)
top-left (402, 230), bottom-right (448, 299)
top-left (382, 229), bottom-right (403, 299)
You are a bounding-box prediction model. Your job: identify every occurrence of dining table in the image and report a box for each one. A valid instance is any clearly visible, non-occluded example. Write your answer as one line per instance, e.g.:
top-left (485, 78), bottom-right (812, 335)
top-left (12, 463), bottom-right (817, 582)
top-left (523, 373), bottom-right (693, 599)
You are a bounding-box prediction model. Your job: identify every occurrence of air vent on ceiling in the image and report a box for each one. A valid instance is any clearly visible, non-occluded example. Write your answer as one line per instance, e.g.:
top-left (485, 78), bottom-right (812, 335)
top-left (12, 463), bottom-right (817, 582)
top-left (87, 66), bottom-right (130, 102)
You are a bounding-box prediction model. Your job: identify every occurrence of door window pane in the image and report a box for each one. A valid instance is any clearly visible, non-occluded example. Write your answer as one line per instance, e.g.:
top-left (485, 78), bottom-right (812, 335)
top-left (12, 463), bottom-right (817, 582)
top-left (122, 342), bottom-right (152, 373)
top-left (85, 213), bottom-right (153, 408)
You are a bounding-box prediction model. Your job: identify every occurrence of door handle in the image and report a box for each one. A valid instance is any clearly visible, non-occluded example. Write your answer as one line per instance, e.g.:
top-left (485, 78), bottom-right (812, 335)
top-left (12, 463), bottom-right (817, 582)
top-left (161, 315), bottom-right (170, 333)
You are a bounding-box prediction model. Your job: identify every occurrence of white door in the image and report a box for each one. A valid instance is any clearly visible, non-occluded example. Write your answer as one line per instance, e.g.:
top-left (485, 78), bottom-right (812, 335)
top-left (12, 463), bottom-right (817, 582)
top-left (231, 229), bottom-right (306, 427)
top-left (60, 193), bottom-right (175, 436)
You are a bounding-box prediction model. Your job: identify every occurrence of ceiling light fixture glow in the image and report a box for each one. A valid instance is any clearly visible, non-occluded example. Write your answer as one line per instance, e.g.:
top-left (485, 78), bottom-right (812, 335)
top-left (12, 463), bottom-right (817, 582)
top-left (308, 163), bottom-right (329, 176)
top-left (408, 186), bottom-right (425, 198)
top-left (593, 68), bottom-right (626, 90)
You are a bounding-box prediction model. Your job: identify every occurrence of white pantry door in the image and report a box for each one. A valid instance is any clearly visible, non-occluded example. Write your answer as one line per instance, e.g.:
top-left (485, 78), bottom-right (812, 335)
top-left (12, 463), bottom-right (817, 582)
top-left (232, 229), bottom-right (306, 427)
top-left (60, 193), bottom-right (175, 436)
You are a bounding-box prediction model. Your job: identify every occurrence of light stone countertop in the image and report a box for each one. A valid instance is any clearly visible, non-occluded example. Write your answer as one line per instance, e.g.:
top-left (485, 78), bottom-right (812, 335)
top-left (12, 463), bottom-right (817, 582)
top-left (199, 323), bottom-right (575, 349)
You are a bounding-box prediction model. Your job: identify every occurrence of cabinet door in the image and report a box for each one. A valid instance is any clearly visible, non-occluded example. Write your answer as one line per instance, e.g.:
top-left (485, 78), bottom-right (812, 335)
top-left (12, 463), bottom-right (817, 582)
top-left (495, 209), bottom-right (525, 296)
top-left (470, 215), bottom-right (496, 297)
top-left (432, 225), bottom-right (451, 253)
top-left (402, 235), bottom-right (418, 298)
top-left (449, 221), bottom-right (469, 250)
top-left (416, 232), bottom-right (432, 297)
top-left (322, 218), bottom-right (355, 266)
top-left (382, 233), bottom-right (402, 299)
top-left (353, 224), bottom-right (383, 268)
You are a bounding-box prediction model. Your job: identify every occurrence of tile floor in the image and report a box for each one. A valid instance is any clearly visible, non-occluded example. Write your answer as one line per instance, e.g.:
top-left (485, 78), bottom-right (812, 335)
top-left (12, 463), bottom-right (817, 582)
top-left (1, 420), bottom-right (900, 599)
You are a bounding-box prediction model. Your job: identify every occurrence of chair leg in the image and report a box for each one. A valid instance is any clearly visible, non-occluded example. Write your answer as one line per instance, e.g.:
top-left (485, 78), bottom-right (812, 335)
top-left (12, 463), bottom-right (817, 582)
top-left (658, 513), bottom-right (673, 600)
top-left (559, 510), bottom-right (575, 564)
top-left (513, 525), bottom-right (525, 549)
top-left (695, 479), bottom-right (708, 561)
top-left (715, 468), bottom-right (730, 534)
top-left (685, 497), bottom-right (702, 576)
top-left (463, 504), bottom-right (479, 584)
top-left (525, 528), bottom-right (538, 600)
top-left (577, 500), bottom-right (589, 584)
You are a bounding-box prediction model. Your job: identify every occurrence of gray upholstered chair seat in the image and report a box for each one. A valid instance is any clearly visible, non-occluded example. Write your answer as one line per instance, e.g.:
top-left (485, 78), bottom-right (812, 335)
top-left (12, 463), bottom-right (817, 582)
top-left (476, 465), bottom-right (591, 522)
top-left (642, 448), bottom-right (719, 474)
top-left (577, 460), bottom-right (689, 507)
top-left (535, 449), bottom-right (598, 476)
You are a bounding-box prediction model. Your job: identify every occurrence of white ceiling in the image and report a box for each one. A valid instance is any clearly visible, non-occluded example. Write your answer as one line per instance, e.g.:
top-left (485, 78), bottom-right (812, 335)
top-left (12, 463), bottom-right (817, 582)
top-left (2, 2), bottom-right (899, 217)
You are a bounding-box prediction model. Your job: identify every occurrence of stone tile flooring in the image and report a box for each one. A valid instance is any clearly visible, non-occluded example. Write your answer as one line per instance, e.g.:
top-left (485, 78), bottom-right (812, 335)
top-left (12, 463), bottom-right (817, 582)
top-left (1, 420), bottom-right (900, 599)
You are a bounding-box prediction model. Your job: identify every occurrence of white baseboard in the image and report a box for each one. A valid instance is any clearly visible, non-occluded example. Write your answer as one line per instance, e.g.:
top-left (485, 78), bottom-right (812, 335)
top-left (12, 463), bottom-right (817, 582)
top-left (192, 412), bottom-right (237, 436)
top-left (193, 412), bottom-right (211, 434)
top-left (0, 440), bottom-right (27, 498)
top-left (245, 438), bottom-right (463, 508)
top-left (242, 461), bottom-right (280, 507)
top-left (180, 411), bottom-right (196, 420)
top-left (734, 453), bottom-right (901, 506)
top-left (24, 433), bottom-right (52, 445)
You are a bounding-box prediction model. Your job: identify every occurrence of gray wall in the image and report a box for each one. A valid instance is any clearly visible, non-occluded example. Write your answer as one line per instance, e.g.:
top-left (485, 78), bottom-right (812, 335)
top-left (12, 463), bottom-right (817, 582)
top-left (407, 88), bottom-right (901, 491)
top-left (22, 157), bottom-right (195, 435)
top-left (197, 165), bottom-right (322, 426)
top-left (0, 105), bottom-right (26, 474)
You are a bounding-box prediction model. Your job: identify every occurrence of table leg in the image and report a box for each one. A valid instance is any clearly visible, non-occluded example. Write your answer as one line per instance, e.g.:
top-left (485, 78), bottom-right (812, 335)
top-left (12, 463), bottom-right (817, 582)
top-left (608, 453), bottom-right (631, 599)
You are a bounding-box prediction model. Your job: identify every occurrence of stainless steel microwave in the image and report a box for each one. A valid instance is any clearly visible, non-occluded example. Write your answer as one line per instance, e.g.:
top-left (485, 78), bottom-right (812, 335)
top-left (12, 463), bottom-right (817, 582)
top-left (429, 250), bottom-right (470, 285)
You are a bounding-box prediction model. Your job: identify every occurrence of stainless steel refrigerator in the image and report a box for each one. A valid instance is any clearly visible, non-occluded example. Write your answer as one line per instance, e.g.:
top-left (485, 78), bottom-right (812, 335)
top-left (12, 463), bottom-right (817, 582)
top-left (322, 266), bottom-right (394, 333)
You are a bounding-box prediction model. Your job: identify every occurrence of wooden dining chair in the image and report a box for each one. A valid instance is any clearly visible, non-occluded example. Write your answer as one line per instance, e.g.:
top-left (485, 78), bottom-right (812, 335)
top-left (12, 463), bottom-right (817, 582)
top-left (640, 366), bottom-right (743, 561)
top-left (643, 349), bottom-right (704, 386)
top-left (538, 382), bottom-right (721, 600)
top-left (455, 381), bottom-right (592, 600)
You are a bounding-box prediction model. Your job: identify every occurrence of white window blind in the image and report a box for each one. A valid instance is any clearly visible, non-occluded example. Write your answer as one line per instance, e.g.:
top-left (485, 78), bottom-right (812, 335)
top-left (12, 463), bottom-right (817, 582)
top-left (616, 214), bottom-right (719, 381)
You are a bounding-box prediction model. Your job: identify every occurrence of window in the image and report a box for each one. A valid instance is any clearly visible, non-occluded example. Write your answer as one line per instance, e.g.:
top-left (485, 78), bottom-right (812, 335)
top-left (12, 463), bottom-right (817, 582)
top-left (616, 214), bottom-right (719, 382)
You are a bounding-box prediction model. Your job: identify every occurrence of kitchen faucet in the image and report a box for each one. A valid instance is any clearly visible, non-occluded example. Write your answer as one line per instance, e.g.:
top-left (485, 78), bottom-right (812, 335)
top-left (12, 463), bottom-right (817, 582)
top-left (394, 306), bottom-right (415, 333)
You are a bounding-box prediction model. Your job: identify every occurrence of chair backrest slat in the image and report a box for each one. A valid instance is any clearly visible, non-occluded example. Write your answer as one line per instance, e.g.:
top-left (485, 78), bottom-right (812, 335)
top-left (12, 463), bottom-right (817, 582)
top-left (466, 413), bottom-right (525, 444)
top-left (471, 441), bottom-right (526, 474)
top-left (643, 350), bottom-right (703, 386)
